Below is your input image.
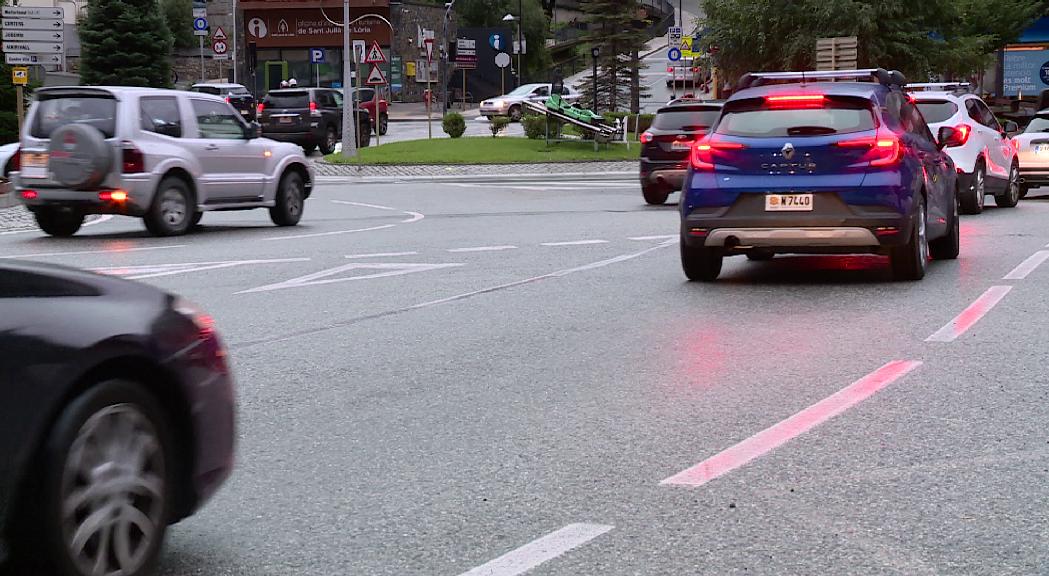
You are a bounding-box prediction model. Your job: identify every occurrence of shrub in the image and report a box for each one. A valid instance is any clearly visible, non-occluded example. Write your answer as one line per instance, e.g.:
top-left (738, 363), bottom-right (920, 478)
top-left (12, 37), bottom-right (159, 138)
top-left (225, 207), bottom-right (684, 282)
top-left (521, 115), bottom-right (546, 139)
top-left (489, 115), bottom-right (510, 137)
top-left (442, 112), bottom-right (466, 138)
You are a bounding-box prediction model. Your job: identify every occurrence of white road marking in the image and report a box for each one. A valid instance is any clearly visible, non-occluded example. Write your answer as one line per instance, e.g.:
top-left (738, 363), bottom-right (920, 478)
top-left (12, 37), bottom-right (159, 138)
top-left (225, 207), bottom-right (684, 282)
top-left (925, 286), bottom-right (1013, 342)
top-left (457, 524), bottom-right (613, 576)
top-left (264, 223), bottom-right (396, 241)
top-left (238, 262), bottom-right (463, 293)
top-left (1, 244), bottom-right (186, 259)
top-left (331, 200), bottom-right (426, 223)
top-left (267, 200), bottom-right (425, 240)
top-left (541, 240), bottom-right (609, 246)
top-left (1002, 250), bottom-right (1049, 280)
top-left (628, 234), bottom-right (676, 241)
top-left (94, 258), bottom-right (310, 280)
top-left (662, 360), bottom-right (923, 487)
top-left (447, 245), bottom-right (517, 253)
top-left (345, 251), bottom-right (419, 259)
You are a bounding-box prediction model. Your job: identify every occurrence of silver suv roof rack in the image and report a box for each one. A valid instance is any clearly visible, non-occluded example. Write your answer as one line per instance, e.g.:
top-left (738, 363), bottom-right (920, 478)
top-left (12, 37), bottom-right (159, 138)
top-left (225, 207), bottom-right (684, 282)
top-left (736, 69), bottom-right (907, 91)
top-left (904, 82), bottom-right (972, 94)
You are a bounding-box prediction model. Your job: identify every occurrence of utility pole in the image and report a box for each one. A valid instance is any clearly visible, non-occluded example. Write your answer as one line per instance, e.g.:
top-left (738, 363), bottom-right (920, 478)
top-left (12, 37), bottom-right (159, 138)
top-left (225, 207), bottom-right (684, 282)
top-left (341, 0), bottom-right (358, 157)
top-left (517, 0), bottom-right (523, 87)
top-left (441, 1), bottom-right (455, 115)
top-left (591, 46), bottom-right (599, 111)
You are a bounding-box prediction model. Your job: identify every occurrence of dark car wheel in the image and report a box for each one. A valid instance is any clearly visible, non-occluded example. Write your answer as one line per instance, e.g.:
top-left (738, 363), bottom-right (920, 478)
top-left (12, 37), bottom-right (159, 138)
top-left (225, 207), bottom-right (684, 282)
top-left (642, 186), bottom-right (669, 205)
top-left (960, 163), bottom-right (985, 214)
top-left (377, 113), bottom-right (389, 135)
top-left (1020, 184), bottom-right (1029, 199)
top-left (320, 126), bottom-right (337, 155)
top-left (302, 144), bottom-right (317, 155)
top-left (270, 170), bottom-right (305, 226)
top-left (34, 379), bottom-right (173, 576)
top-left (508, 105), bottom-right (522, 122)
top-left (144, 177), bottom-right (194, 237)
top-left (191, 212), bottom-right (203, 228)
top-left (34, 208), bottom-right (84, 237)
top-left (681, 241), bottom-right (722, 281)
top-left (995, 163), bottom-right (1020, 208)
top-left (930, 188), bottom-right (960, 260)
top-left (891, 196), bottom-right (929, 281)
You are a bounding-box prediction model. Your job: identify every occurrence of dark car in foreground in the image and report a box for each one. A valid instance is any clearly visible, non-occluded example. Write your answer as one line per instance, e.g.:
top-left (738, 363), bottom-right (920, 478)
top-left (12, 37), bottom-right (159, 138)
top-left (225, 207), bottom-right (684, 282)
top-left (640, 100), bottom-right (723, 205)
top-left (257, 88), bottom-right (371, 154)
top-left (190, 83), bottom-right (256, 121)
top-left (0, 261), bottom-right (235, 576)
top-left (680, 69), bottom-right (960, 281)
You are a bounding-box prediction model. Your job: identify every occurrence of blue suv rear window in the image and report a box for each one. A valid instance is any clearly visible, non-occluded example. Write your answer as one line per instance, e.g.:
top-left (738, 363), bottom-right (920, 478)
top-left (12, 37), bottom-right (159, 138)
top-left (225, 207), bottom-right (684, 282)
top-left (716, 96), bottom-right (875, 138)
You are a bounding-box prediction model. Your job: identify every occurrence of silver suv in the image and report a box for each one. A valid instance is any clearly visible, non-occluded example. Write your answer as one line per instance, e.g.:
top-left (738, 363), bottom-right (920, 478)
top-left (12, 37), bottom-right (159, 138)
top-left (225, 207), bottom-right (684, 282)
top-left (14, 86), bottom-right (315, 237)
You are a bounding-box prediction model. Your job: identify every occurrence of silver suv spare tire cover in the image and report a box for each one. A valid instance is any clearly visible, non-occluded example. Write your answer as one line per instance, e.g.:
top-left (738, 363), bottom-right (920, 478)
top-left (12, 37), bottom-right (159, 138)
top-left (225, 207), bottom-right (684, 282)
top-left (48, 123), bottom-right (112, 189)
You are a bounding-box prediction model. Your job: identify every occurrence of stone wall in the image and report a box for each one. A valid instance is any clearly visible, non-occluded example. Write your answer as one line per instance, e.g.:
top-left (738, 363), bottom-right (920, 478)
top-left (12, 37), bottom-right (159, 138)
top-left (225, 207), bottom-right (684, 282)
top-left (392, 3), bottom-right (456, 103)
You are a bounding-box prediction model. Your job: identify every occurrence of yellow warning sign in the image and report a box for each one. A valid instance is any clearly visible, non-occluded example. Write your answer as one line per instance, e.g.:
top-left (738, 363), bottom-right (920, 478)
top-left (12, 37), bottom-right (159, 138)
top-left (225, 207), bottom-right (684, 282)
top-left (680, 36), bottom-right (694, 59)
top-left (11, 67), bottom-right (27, 86)
top-left (406, 61), bottom-right (416, 77)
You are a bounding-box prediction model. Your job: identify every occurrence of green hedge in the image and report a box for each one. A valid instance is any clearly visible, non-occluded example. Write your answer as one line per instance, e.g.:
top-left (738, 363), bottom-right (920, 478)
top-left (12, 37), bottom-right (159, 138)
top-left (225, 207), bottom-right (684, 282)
top-left (442, 112), bottom-right (466, 138)
top-left (522, 115), bottom-right (546, 139)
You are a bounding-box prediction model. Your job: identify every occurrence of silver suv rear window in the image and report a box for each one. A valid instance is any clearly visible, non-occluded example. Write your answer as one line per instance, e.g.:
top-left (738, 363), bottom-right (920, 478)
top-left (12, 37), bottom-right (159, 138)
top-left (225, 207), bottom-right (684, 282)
top-left (32, 96), bottom-right (117, 139)
top-left (716, 96), bottom-right (875, 137)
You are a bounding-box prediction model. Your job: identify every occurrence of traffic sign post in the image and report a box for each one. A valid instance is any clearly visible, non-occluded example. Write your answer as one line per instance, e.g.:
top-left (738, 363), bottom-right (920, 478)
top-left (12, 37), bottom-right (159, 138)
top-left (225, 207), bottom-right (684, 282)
top-left (495, 52), bottom-right (510, 94)
top-left (668, 26), bottom-right (682, 48)
top-left (12, 66), bottom-right (26, 132)
top-left (310, 48), bottom-right (326, 87)
top-left (1, 6), bottom-right (64, 72)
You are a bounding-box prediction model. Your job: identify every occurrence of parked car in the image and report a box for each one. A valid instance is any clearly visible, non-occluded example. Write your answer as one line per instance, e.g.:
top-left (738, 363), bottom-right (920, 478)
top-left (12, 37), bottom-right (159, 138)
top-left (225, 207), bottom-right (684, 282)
top-left (0, 259), bottom-right (235, 576)
top-left (480, 83), bottom-right (581, 121)
top-left (640, 101), bottom-right (723, 205)
top-left (13, 86), bottom-right (315, 237)
top-left (908, 83), bottom-right (1020, 213)
top-left (190, 82), bottom-right (256, 121)
top-left (1004, 108), bottom-right (1049, 198)
top-left (257, 88), bottom-right (371, 155)
top-left (680, 69), bottom-right (960, 282)
top-left (346, 87), bottom-right (389, 135)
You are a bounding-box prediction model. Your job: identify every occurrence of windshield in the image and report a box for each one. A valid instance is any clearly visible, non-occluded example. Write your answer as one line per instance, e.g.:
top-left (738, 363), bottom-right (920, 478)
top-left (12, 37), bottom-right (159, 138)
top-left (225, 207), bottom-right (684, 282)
top-left (507, 84), bottom-right (542, 97)
top-left (1024, 116), bottom-right (1049, 132)
top-left (262, 92), bottom-right (309, 109)
top-left (31, 96), bottom-right (117, 138)
top-left (716, 96), bottom-right (875, 137)
top-left (652, 109), bottom-right (721, 131)
top-left (914, 100), bottom-right (958, 124)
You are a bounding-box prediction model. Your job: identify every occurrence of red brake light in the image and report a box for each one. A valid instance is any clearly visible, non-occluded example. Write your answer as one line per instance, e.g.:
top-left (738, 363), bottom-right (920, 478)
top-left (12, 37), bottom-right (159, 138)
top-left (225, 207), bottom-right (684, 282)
top-left (310, 101), bottom-right (318, 111)
top-left (175, 298), bottom-right (229, 374)
top-left (766, 94), bottom-right (826, 108)
top-left (952, 123), bottom-right (971, 147)
top-left (98, 189), bottom-right (128, 202)
top-left (122, 145), bottom-right (145, 173)
top-left (640, 131), bottom-right (653, 144)
top-left (667, 67), bottom-right (673, 73)
top-left (20, 189), bottom-right (37, 200)
top-left (691, 138), bottom-right (745, 170)
top-left (225, 96), bottom-right (231, 104)
top-left (257, 102), bottom-right (265, 114)
top-left (835, 132), bottom-right (901, 167)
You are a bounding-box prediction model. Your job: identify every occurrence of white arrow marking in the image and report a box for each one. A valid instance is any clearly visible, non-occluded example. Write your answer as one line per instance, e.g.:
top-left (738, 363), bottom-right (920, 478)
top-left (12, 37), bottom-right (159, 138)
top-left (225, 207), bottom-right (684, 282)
top-left (237, 262), bottom-right (463, 294)
top-left (93, 258), bottom-right (309, 280)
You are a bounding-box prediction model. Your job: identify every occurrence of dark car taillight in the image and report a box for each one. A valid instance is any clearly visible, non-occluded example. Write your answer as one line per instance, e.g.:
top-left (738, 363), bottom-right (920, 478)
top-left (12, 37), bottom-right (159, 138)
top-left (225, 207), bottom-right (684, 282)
top-left (835, 131), bottom-right (902, 167)
top-left (11, 146), bottom-right (20, 171)
top-left (640, 131), bottom-right (653, 144)
top-left (175, 298), bottom-right (230, 375)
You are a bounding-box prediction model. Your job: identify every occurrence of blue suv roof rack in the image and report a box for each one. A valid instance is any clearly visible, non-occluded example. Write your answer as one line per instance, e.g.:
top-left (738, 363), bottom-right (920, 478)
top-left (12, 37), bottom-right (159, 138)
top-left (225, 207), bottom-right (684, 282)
top-left (736, 68), bottom-right (908, 91)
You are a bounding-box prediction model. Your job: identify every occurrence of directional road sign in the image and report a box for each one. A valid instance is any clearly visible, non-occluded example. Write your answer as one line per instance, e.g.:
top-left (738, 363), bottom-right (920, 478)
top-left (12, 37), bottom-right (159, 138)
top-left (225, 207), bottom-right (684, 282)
top-left (2, 5), bottom-right (65, 67)
top-left (3, 41), bottom-right (63, 54)
top-left (1, 18), bottom-right (62, 30)
top-left (365, 64), bottom-right (388, 85)
top-left (668, 47), bottom-right (682, 62)
top-left (365, 41), bottom-right (385, 64)
top-left (2, 6), bottom-right (63, 19)
top-left (5, 53), bottom-right (61, 65)
top-left (3, 29), bottom-right (63, 42)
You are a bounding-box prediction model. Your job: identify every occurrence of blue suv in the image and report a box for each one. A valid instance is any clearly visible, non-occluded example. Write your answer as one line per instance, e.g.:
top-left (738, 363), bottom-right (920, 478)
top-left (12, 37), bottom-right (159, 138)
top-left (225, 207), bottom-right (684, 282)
top-left (680, 69), bottom-right (961, 281)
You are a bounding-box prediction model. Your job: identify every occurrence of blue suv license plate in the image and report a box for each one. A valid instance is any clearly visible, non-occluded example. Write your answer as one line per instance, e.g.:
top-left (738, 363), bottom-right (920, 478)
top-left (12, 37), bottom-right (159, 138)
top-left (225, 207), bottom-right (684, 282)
top-left (765, 193), bottom-right (813, 211)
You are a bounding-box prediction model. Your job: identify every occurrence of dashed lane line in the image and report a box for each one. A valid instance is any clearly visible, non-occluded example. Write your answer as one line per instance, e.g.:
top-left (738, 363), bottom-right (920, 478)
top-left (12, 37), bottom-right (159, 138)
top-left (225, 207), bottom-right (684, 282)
top-left (541, 240), bottom-right (609, 246)
top-left (345, 251), bottom-right (419, 259)
top-left (456, 524), bottom-right (614, 576)
top-left (447, 245), bottom-right (518, 253)
top-left (628, 234), bottom-right (676, 241)
top-left (661, 360), bottom-right (923, 488)
top-left (1002, 250), bottom-right (1049, 280)
top-left (925, 286), bottom-right (1012, 343)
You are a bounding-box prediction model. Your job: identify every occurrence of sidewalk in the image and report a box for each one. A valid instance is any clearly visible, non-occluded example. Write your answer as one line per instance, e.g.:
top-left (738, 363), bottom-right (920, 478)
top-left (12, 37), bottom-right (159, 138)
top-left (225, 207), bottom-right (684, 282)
top-left (0, 203), bottom-right (39, 233)
top-left (389, 101), bottom-right (482, 122)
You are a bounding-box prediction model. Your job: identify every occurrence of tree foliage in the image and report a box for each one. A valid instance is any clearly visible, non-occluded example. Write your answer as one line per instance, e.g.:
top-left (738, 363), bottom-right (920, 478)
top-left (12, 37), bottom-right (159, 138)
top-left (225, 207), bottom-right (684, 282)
top-left (577, 0), bottom-right (651, 112)
top-left (80, 0), bottom-right (173, 87)
top-left (700, 0), bottom-right (1047, 84)
top-left (456, 0), bottom-right (552, 81)
top-left (161, 0), bottom-right (195, 50)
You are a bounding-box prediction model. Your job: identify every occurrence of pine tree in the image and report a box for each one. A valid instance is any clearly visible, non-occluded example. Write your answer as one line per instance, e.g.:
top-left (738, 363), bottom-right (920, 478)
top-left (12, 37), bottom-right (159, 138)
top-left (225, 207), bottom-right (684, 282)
top-left (80, 0), bottom-right (173, 87)
top-left (162, 0), bottom-right (195, 50)
top-left (577, 0), bottom-right (651, 113)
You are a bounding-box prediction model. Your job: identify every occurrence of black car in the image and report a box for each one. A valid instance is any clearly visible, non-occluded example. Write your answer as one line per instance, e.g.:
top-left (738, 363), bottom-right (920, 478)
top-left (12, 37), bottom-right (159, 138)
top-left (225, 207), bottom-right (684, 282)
top-left (0, 261), bottom-right (235, 576)
top-left (257, 88), bottom-right (371, 155)
top-left (190, 82), bottom-right (256, 121)
top-left (639, 101), bottom-right (723, 205)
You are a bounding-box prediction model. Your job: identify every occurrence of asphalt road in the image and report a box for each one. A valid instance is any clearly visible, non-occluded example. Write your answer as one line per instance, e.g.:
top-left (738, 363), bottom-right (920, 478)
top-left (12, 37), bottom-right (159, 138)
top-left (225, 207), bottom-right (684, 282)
top-left (2, 180), bottom-right (1049, 575)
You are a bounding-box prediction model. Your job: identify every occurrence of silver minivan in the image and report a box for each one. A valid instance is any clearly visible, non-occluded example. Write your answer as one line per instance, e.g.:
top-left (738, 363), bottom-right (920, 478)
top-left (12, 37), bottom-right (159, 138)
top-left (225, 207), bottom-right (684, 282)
top-left (14, 86), bottom-right (315, 237)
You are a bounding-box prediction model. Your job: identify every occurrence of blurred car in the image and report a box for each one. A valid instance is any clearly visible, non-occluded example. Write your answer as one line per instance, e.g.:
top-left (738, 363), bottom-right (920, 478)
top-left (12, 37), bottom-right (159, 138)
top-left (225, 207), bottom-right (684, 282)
top-left (666, 63), bottom-right (702, 87)
top-left (1006, 108), bottom-right (1049, 198)
top-left (639, 101), bottom-right (722, 204)
top-left (0, 260), bottom-right (235, 576)
top-left (480, 83), bottom-right (581, 121)
top-left (13, 86), bottom-right (315, 237)
top-left (0, 141), bottom-right (18, 196)
top-left (346, 87), bottom-right (389, 135)
top-left (681, 69), bottom-right (960, 282)
top-left (908, 83), bottom-right (1020, 213)
top-left (257, 87), bottom-right (371, 154)
top-left (190, 83), bottom-right (256, 121)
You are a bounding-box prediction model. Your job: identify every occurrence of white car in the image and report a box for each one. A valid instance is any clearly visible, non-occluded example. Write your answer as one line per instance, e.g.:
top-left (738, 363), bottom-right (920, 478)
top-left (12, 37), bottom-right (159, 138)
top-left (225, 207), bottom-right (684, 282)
top-left (14, 86), bottom-right (314, 237)
top-left (1007, 110), bottom-right (1049, 198)
top-left (480, 83), bottom-right (581, 121)
top-left (909, 83), bottom-right (1020, 213)
top-left (665, 63), bottom-right (701, 87)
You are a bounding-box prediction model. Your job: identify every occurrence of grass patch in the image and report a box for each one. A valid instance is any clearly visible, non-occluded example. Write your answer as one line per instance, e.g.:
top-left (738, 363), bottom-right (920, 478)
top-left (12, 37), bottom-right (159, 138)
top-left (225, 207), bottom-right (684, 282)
top-left (324, 136), bottom-right (640, 165)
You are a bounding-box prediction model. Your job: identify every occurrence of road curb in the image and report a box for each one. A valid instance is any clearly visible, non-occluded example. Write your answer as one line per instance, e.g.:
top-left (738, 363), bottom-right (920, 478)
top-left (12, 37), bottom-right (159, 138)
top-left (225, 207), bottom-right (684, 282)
top-left (315, 170), bottom-right (637, 185)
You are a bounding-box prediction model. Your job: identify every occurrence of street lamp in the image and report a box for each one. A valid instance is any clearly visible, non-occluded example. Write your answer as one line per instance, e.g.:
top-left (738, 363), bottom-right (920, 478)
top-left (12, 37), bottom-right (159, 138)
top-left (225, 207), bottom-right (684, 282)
top-left (591, 46), bottom-right (600, 111)
top-left (503, 13), bottom-right (521, 88)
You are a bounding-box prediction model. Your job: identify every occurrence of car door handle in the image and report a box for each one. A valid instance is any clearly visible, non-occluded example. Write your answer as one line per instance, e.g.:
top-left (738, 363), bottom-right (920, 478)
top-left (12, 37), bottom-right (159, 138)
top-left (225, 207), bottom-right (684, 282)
top-left (204, 144), bottom-right (220, 151)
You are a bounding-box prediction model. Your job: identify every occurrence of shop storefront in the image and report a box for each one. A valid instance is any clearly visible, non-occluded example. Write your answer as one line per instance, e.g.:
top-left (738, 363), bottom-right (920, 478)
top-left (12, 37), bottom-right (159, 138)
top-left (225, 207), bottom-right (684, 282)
top-left (239, 0), bottom-right (391, 96)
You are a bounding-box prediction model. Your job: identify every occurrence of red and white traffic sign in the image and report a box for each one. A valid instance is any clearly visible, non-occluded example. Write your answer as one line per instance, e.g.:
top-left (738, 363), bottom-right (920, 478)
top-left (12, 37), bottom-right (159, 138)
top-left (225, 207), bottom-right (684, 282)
top-left (212, 26), bottom-right (227, 41)
top-left (364, 41), bottom-right (385, 64)
top-left (424, 38), bottom-right (434, 64)
top-left (365, 63), bottom-right (387, 85)
top-left (212, 38), bottom-right (228, 55)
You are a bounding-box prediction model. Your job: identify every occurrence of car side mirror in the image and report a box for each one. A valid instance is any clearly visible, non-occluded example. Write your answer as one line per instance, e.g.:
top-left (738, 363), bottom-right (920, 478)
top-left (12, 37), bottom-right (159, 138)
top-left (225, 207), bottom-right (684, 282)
top-left (937, 126), bottom-right (964, 149)
top-left (1003, 120), bottom-right (1019, 136)
top-left (244, 121), bottom-right (262, 140)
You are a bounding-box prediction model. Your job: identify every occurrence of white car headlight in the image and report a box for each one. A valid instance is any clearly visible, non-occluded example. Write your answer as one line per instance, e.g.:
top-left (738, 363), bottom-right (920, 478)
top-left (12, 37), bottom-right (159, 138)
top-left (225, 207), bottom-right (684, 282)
top-left (492, 99), bottom-right (505, 107)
